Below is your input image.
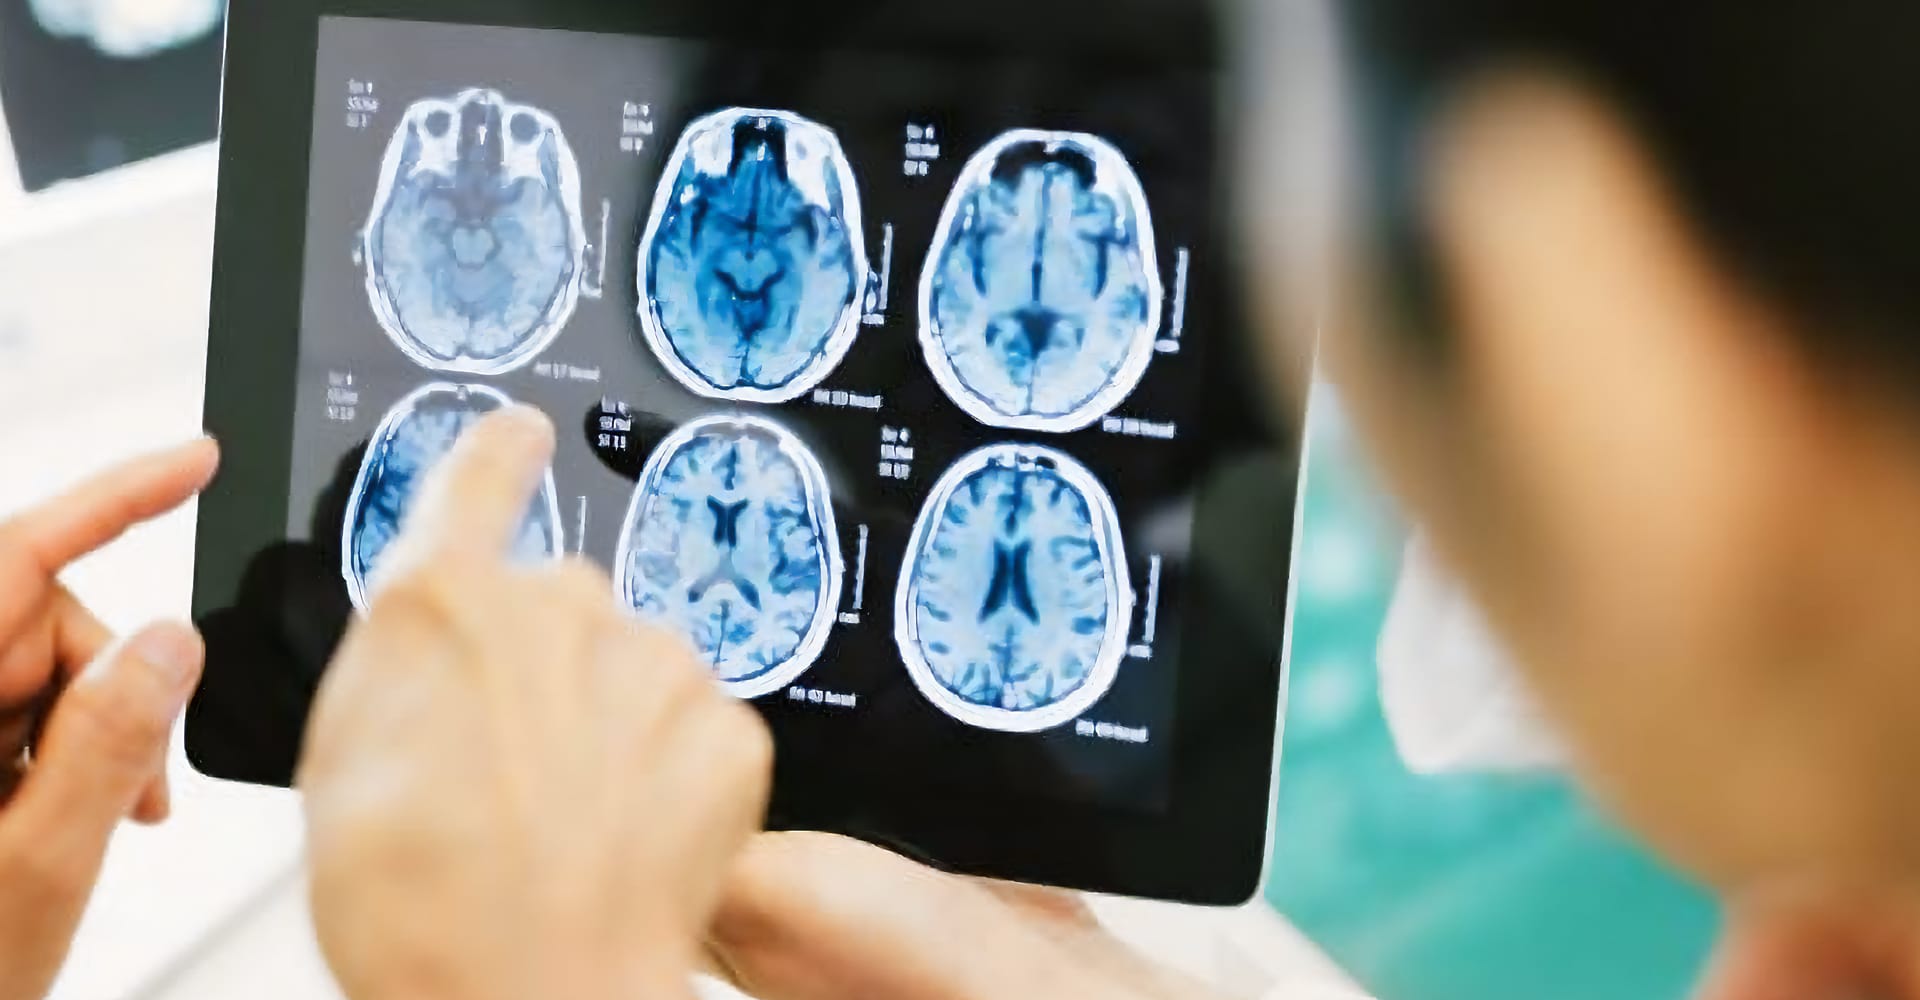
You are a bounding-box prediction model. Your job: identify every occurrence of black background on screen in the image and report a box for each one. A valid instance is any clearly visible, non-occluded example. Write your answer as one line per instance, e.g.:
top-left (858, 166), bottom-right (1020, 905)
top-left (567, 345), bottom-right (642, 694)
top-left (193, 0), bottom-right (1293, 903)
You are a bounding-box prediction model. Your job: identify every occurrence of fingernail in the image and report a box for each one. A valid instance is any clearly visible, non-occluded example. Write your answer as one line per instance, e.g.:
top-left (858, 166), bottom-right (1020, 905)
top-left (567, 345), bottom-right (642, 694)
top-left (180, 436), bottom-right (221, 480)
top-left (504, 404), bottom-right (552, 434)
top-left (497, 406), bottom-right (556, 453)
top-left (127, 623), bottom-right (203, 688)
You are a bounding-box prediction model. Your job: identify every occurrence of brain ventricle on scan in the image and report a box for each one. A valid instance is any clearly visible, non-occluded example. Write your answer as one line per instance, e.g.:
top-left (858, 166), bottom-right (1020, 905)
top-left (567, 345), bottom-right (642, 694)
top-left (615, 414), bottom-right (844, 698)
top-left (341, 383), bottom-right (565, 610)
top-left (896, 444), bottom-right (1133, 732)
top-left (920, 130), bottom-right (1163, 433)
top-left (638, 108), bottom-right (870, 404)
top-left (362, 88), bottom-right (587, 375)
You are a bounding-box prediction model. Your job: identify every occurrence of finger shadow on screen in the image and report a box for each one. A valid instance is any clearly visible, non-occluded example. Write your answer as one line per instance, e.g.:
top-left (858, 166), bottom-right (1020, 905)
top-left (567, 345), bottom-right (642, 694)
top-left (189, 444), bottom-right (360, 786)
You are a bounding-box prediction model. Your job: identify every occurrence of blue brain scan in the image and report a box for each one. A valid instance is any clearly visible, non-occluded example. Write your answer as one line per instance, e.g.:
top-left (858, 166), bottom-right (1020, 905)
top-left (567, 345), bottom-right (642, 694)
top-left (614, 414), bottom-right (844, 698)
top-left (361, 89), bottom-right (587, 375)
top-left (637, 109), bottom-right (869, 404)
top-left (341, 383), bottom-right (564, 610)
top-left (918, 131), bottom-right (1164, 433)
top-left (894, 444), bottom-right (1133, 732)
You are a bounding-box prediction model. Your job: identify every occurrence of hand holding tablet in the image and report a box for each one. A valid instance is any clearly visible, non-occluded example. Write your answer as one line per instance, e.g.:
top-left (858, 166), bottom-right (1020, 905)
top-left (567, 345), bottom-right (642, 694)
top-left (192, 0), bottom-right (1297, 902)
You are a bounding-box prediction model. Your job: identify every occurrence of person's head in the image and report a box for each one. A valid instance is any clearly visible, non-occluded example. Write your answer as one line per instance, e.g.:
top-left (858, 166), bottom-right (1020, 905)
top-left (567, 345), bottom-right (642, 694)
top-left (1242, 0), bottom-right (1920, 890)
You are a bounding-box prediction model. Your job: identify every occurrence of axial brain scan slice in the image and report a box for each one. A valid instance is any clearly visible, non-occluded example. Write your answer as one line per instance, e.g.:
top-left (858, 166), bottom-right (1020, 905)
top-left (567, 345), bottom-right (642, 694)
top-left (919, 131), bottom-right (1164, 433)
top-left (638, 109), bottom-right (869, 403)
top-left (342, 383), bottom-right (564, 609)
top-left (895, 444), bottom-right (1133, 732)
top-left (615, 415), bottom-right (844, 698)
top-left (362, 88), bottom-right (586, 375)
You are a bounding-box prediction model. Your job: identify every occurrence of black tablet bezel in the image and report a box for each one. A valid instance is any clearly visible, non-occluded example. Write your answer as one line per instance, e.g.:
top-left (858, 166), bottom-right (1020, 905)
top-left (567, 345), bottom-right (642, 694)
top-left (193, 0), bottom-right (1298, 905)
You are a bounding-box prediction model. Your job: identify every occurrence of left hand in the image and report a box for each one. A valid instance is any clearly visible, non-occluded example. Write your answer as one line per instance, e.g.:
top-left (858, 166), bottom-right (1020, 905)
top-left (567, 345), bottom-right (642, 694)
top-left (0, 441), bottom-right (219, 806)
top-left (0, 438), bottom-right (220, 1000)
top-left (0, 438), bottom-right (219, 814)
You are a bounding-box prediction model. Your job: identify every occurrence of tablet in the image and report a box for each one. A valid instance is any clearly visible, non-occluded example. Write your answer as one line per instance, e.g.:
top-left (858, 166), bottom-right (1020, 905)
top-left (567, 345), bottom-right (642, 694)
top-left (190, 0), bottom-right (1301, 904)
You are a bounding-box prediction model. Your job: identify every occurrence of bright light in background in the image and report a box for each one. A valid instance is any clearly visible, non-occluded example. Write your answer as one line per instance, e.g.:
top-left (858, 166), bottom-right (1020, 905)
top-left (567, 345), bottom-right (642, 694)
top-left (26, 0), bottom-right (223, 59)
top-left (1300, 523), bottom-right (1374, 606)
top-left (1291, 659), bottom-right (1370, 738)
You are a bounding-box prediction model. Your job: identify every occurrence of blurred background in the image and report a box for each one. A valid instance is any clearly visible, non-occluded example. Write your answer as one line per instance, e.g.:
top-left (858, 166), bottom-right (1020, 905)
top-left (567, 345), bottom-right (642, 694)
top-left (0, 2), bottom-right (1720, 997)
top-left (0, 0), bottom-right (221, 199)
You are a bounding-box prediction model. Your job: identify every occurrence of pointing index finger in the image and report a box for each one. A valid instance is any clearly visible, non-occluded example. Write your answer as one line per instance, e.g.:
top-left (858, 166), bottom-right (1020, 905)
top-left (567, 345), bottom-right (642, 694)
top-left (2, 437), bottom-right (220, 579)
top-left (375, 406), bottom-right (555, 579)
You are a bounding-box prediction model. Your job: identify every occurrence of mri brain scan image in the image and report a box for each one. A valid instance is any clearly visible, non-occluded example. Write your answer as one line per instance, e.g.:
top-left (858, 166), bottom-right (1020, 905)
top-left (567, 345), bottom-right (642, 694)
top-left (615, 415), bottom-right (843, 698)
top-left (895, 444), bottom-right (1133, 732)
top-left (342, 383), bottom-right (564, 610)
top-left (362, 88), bottom-right (587, 375)
top-left (637, 109), bottom-right (869, 404)
top-left (919, 131), bottom-right (1164, 433)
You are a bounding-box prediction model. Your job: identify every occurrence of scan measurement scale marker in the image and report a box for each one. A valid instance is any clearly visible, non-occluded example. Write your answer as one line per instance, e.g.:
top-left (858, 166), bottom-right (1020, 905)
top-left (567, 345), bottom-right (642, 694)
top-left (862, 224), bottom-right (897, 325)
top-left (1155, 248), bottom-right (1191, 355)
top-left (1129, 554), bottom-right (1164, 659)
top-left (839, 524), bottom-right (870, 624)
top-left (583, 199), bottom-right (612, 299)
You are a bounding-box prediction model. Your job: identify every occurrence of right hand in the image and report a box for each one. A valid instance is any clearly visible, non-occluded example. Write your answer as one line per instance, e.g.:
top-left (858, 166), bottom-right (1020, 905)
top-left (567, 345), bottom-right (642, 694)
top-left (298, 407), bottom-right (773, 1000)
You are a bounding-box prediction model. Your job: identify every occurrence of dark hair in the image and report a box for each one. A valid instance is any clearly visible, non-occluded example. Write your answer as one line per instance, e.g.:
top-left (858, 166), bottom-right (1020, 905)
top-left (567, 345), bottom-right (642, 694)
top-left (1341, 1), bottom-right (1920, 384)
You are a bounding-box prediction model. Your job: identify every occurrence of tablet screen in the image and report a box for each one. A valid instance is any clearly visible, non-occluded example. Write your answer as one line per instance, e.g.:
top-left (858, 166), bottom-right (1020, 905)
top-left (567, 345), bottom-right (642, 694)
top-left (283, 14), bottom-right (1223, 817)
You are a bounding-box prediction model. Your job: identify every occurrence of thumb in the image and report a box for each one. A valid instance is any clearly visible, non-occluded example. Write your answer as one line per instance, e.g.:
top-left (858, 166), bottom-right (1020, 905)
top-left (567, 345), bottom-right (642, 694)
top-left (0, 624), bottom-right (200, 1000)
top-left (3, 622), bottom-right (202, 873)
